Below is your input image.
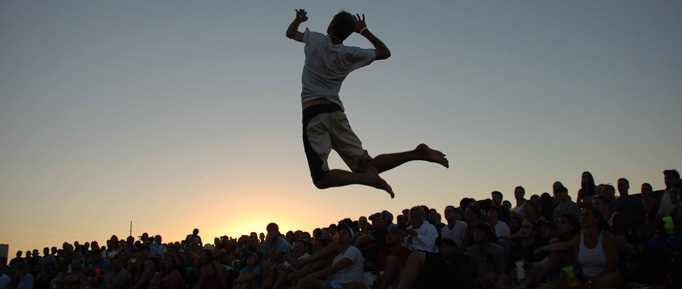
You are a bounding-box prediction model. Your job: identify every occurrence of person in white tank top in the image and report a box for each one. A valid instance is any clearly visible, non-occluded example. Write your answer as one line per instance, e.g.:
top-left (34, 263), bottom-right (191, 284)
top-left (534, 207), bottom-right (623, 289)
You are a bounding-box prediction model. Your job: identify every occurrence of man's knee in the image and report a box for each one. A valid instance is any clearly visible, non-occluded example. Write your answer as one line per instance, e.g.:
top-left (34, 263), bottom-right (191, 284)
top-left (313, 172), bottom-right (330, 189)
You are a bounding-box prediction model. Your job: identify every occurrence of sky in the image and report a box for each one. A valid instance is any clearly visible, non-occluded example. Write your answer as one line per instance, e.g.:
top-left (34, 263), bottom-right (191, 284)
top-left (1, 1), bottom-right (681, 254)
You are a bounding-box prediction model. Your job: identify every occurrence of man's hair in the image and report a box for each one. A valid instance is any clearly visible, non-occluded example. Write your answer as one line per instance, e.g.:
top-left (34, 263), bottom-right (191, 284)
top-left (409, 206), bottom-right (426, 222)
top-left (491, 191), bottom-right (503, 199)
top-left (618, 178), bottom-right (629, 185)
top-left (474, 222), bottom-right (496, 242)
top-left (331, 10), bottom-right (356, 40)
top-left (664, 169), bottom-right (680, 180)
top-left (556, 186), bottom-right (568, 194)
top-left (642, 183), bottom-right (653, 191)
top-left (593, 195), bottom-right (612, 208)
top-left (515, 186), bottom-right (525, 195)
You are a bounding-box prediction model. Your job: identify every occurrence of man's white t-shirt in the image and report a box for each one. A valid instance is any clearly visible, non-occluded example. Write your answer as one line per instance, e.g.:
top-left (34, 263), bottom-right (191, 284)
top-left (330, 245), bottom-right (365, 284)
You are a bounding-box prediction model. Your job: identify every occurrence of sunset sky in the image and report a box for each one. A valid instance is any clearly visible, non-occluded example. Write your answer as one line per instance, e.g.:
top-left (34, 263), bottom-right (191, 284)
top-left (1, 1), bottom-right (681, 254)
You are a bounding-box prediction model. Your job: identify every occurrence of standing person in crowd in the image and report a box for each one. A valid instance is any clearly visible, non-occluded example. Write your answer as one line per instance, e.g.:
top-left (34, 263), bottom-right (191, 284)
top-left (555, 185), bottom-right (582, 219)
top-left (286, 8), bottom-right (449, 198)
top-left (658, 170), bottom-right (681, 218)
top-left (403, 206), bottom-right (438, 253)
top-left (9, 251), bottom-right (23, 267)
top-left (295, 224), bottom-right (365, 289)
top-left (513, 186), bottom-right (527, 217)
top-left (578, 171), bottom-right (597, 208)
top-left (441, 205), bottom-right (468, 248)
top-left (538, 207), bottom-right (623, 289)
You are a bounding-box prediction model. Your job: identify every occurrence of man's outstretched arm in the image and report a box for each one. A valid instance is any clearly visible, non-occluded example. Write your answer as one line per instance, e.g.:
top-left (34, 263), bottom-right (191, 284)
top-left (354, 14), bottom-right (391, 60)
top-left (286, 9), bottom-right (308, 42)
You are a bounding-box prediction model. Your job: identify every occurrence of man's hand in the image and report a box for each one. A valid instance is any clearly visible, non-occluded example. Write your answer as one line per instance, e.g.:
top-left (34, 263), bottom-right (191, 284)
top-left (354, 14), bottom-right (367, 34)
top-left (295, 9), bottom-right (308, 22)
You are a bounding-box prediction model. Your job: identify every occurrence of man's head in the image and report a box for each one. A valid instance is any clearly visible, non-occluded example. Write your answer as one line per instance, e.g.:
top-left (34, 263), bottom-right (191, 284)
top-left (514, 186), bottom-right (525, 200)
top-left (473, 222), bottom-right (495, 244)
top-left (617, 178), bottom-right (630, 196)
top-left (664, 169), bottom-right (680, 189)
top-left (444, 205), bottom-right (457, 222)
top-left (409, 206), bottom-right (426, 227)
top-left (385, 227), bottom-right (404, 247)
top-left (491, 191), bottom-right (503, 206)
top-left (327, 11), bottom-right (356, 41)
top-left (555, 185), bottom-right (569, 203)
top-left (641, 183), bottom-right (653, 198)
top-left (193, 228), bottom-right (200, 235)
top-left (266, 223), bottom-right (280, 242)
top-left (592, 195), bottom-right (612, 215)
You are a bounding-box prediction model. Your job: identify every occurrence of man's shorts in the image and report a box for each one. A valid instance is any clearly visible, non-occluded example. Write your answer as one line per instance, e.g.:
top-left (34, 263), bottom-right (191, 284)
top-left (302, 104), bottom-right (372, 184)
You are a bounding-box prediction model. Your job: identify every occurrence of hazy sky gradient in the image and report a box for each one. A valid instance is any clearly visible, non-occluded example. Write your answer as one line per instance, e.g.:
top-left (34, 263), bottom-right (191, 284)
top-left (1, 1), bottom-right (681, 252)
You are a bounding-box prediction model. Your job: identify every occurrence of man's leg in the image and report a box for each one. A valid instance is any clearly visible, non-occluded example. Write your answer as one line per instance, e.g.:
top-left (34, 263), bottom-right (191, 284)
top-left (396, 252), bottom-right (426, 289)
top-left (316, 167), bottom-right (394, 198)
top-left (367, 144), bottom-right (449, 173)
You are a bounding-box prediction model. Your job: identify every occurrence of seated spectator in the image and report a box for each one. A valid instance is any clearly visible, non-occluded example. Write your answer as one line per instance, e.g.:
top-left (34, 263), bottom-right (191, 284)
top-left (192, 249), bottom-right (228, 289)
top-left (466, 223), bottom-right (507, 289)
top-left (233, 253), bottom-right (261, 289)
top-left (533, 213), bottom-right (582, 287)
top-left (463, 205), bottom-right (487, 249)
top-left (374, 227), bottom-right (412, 289)
top-left (403, 206), bottom-right (438, 253)
top-left (394, 237), bottom-right (473, 289)
top-left (505, 219), bottom-right (548, 287)
top-left (294, 224), bottom-right (365, 289)
top-left (286, 239), bottom-right (329, 287)
top-left (262, 240), bottom-right (310, 289)
top-left (157, 255), bottom-right (184, 289)
top-left (538, 207), bottom-right (623, 289)
top-left (261, 223), bottom-right (291, 282)
top-left (487, 206), bottom-right (511, 239)
top-left (441, 205), bottom-right (468, 249)
top-left (555, 185), bottom-right (581, 220)
top-left (102, 256), bottom-right (127, 289)
top-left (53, 262), bottom-right (89, 289)
top-left (593, 195), bottom-right (628, 247)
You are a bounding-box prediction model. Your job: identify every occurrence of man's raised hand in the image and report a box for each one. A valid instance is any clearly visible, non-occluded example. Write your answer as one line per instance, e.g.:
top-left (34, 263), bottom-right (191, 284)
top-left (295, 9), bottom-right (308, 22)
top-left (354, 14), bottom-right (367, 33)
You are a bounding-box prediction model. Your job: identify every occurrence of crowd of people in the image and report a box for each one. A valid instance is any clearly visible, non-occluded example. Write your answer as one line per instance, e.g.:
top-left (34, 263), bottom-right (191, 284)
top-left (2, 169), bottom-right (682, 289)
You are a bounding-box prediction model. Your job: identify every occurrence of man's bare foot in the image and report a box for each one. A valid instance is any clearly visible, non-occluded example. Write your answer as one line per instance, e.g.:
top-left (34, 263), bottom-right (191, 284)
top-left (363, 167), bottom-right (394, 198)
top-left (416, 143), bottom-right (449, 168)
